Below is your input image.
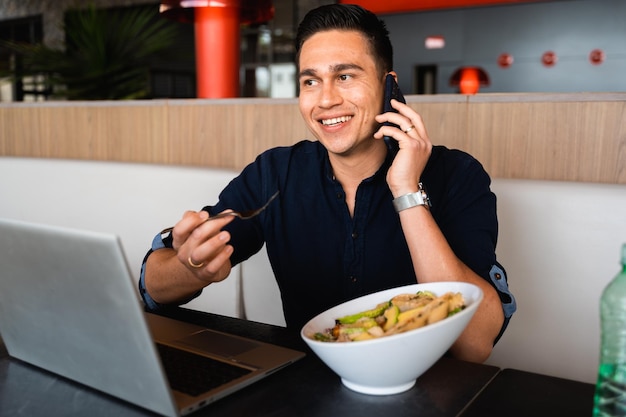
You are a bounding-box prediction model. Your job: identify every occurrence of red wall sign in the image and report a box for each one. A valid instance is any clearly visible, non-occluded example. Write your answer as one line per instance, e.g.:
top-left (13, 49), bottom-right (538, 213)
top-left (542, 51), bottom-right (557, 67)
top-left (498, 53), bottom-right (514, 68)
top-left (589, 49), bottom-right (605, 65)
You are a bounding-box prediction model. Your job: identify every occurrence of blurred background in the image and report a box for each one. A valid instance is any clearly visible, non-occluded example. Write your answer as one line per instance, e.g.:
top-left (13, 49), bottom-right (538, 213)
top-left (0, 0), bottom-right (624, 101)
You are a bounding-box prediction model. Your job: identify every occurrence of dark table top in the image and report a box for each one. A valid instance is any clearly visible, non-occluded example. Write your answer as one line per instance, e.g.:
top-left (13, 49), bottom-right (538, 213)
top-left (0, 308), bottom-right (594, 417)
top-left (459, 367), bottom-right (596, 417)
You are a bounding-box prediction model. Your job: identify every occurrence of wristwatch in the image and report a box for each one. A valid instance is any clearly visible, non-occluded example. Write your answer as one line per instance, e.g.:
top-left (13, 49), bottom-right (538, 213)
top-left (392, 182), bottom-right (431, 212)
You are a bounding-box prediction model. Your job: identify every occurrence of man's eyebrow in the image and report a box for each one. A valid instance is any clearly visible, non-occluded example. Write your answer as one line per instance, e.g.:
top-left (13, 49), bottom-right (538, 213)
top-left (298, 68), bottom-right (317, 79)
top-left (332, 63), bottom-right (364, 73)
top-left (298, 63), bottom-right (365, 79)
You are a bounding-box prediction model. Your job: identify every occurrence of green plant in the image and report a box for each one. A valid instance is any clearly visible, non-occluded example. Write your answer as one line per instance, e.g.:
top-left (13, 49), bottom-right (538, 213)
top-left (2, 3), bottom-right (179, 100)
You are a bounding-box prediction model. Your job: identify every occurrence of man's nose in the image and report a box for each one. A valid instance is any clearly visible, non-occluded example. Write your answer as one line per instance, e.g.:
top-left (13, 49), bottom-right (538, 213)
top-left (319, 84), bottom-right (342, 108)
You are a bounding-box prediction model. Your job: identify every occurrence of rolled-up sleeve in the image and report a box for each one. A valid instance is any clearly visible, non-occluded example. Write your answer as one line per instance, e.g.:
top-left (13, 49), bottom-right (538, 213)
top-left (138, 233), bottom-right (169, 311)
top-left (138, 232), bottom-right (202, 311)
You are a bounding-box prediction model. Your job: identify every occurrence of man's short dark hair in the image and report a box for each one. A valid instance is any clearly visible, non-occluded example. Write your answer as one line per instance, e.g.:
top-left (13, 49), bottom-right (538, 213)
top-left (295, 4), bottom-right (393, 76)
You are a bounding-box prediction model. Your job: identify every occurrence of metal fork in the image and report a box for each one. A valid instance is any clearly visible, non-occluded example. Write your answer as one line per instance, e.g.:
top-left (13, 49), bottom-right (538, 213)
top-left (160, 191), bottom-right (279, 235)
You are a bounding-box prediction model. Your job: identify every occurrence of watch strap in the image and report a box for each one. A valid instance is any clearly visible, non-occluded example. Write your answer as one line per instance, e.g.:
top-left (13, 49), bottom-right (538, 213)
top-left (392, 183), bottom-right (431, 212)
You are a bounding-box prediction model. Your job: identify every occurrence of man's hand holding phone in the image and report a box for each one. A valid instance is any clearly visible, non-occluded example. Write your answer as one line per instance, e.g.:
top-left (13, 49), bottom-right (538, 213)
top-left (376, 74), bottom-right (432, 197)
top-left (382, 74), bottom-right (406, 152)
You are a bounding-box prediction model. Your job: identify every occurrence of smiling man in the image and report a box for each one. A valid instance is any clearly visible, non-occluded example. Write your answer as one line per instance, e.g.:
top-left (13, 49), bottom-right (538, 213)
top-left (140, 4), bottom-right (516, 363)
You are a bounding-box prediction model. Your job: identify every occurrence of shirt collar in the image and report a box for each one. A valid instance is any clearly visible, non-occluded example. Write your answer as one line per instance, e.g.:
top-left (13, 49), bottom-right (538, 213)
top-left (321, 144), bottom-right (394, 184)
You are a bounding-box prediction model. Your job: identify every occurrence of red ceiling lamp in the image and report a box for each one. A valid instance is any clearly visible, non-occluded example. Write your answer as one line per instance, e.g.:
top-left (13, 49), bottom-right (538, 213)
top-left (160, 1), bottom-right (275, 98)
top-left (450, 66), bottom-right (490, 94)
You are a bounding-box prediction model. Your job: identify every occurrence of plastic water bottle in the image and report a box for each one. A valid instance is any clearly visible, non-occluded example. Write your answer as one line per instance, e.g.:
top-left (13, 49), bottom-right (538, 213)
top-left (594, 244), bottom-right (626, 416)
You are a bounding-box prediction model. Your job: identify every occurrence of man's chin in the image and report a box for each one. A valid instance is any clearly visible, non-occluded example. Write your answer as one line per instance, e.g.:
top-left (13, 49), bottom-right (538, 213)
top-left (319, 138), bottom-right (353, 156)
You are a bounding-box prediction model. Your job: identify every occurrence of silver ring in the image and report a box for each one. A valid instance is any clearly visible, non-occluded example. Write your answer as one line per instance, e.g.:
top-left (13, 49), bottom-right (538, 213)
top-left (187, 256), bottom-right (204, 268)
top-left (404, 125), bottom-right (415, 133)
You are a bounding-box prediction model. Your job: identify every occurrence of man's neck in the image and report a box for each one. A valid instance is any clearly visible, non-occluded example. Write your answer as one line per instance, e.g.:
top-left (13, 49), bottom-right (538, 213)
top-left (329, 140), bottom-right (387, 185)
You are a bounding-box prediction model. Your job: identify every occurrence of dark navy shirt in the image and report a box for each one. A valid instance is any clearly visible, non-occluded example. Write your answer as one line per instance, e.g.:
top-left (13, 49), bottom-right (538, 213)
top-left (140, 140), bottom-right (515, 336)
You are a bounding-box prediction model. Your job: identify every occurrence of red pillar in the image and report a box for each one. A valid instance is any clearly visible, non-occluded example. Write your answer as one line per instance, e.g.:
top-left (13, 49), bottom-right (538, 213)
top-left (195, 3), bottom-right (240, 98)
top-left (160, 0), bottom-right (273, 98)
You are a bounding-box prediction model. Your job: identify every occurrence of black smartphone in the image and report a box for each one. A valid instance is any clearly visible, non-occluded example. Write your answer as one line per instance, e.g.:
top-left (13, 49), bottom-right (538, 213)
top-left (382, 74), bottom-right (406, 152)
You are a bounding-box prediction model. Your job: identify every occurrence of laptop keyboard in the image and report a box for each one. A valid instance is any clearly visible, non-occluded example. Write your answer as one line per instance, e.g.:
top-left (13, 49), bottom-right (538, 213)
top-left (156, 343), bottom-right (253, 397)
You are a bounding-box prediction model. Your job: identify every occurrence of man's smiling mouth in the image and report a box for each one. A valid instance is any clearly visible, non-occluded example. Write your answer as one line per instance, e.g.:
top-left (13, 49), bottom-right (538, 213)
top-left (320, 116), bottom-right (352, 126)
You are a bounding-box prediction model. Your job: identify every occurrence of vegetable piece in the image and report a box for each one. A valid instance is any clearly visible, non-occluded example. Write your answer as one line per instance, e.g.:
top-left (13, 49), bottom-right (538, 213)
top-left (396, 305), bottom-right (427, 324)
top-left (352, 331), bottom-right (375, 341)
top-left (313, 332), bottom-right (333, 342)
top-left (367, 326), bottom-right (385, 338)
top-left (334, 326), bottom-right (369, 342)
top-left (446, 292), bottom-right (465, 312)
top-left (383, 304), bottom-right (400, 331)
top-left (391, 291), bottom-right (436, 312)
top-left (387, 293), bottom-right (458, 334)
top-left (386, 313), bottom-right (427, 335)
top-left (448, 306), bottom-right (464, 316)
top-left (336, 301), bottom-right (391, 324)
top-left (426, 300), bottom-right (449, 324)
top-left (353, 317), bottom-right (379, 329)
top-left (417, 290), bottom-right (437, 298)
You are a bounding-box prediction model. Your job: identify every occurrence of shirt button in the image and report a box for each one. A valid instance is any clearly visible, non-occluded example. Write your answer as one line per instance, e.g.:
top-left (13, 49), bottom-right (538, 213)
top-left (494, 273), bottom-right (502, 280)
top-left (336, 193), bottom-right (343, 199)
top-left (351, 232), bottom-right (358, 239)
top-left (350, 276), bottom-right (357, 283)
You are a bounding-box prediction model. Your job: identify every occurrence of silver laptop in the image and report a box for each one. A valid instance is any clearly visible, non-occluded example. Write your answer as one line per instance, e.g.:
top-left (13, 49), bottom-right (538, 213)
top-left (0, 218), bottom-right (304, 417)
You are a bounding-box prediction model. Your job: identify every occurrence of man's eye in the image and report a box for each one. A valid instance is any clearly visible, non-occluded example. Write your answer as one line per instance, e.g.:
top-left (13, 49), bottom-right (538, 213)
top-left (302, 79), bottom-right (317, 87)
top-left (339, 74), bottom-right (352, 81)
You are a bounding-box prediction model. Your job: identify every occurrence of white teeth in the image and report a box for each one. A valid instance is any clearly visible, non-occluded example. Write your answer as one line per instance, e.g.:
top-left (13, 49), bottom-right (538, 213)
top-left (321, 116), bottom-right (352, 126)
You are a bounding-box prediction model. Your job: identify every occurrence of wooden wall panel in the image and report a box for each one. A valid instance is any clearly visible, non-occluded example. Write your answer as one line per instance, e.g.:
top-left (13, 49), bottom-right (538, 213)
top-left (462, 94), bottom-right (626, 183)
top-left (165, 101), bottom-right (236, 169)
top-left (162, 99), bottom-right (309, 169)
top-left (232, 100), bottom-right (309, 169)
top-left (0, 102), bottom-right (168, 163)
top-left (1, 93), bottom-right (624, 184)
top-left (406, 95), bottom-right (470, 153)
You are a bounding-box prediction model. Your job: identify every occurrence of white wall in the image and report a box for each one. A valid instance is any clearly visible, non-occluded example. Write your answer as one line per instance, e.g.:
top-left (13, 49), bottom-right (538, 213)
top-left (0, 157), bottom-right (244, 318)
top-left (486, 179), bottom-right (626, 383)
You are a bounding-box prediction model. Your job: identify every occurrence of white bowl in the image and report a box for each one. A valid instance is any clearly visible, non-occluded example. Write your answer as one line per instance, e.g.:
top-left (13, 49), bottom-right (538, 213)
top-left (300, 282), bottom-right (483, 395)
